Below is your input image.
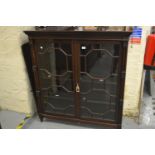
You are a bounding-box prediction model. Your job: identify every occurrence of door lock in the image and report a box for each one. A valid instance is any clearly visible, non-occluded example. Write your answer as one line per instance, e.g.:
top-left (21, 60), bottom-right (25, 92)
top-left (76, 83), bottom-right (80, 93)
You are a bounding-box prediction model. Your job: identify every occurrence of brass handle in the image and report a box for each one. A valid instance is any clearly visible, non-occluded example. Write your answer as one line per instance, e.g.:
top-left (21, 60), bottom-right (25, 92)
top-left (76, 83), bottom-right (80, 93)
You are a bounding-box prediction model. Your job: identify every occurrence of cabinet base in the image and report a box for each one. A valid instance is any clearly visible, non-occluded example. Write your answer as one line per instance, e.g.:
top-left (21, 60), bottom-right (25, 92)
top-left (39, 113), bottom-right (121, 129)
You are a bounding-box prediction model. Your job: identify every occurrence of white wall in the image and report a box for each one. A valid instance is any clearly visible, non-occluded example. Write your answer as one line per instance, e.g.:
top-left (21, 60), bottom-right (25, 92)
top-left (123, 26), bottom-right (151, 116)
top-left (0, 26), bottom-right (35, 114)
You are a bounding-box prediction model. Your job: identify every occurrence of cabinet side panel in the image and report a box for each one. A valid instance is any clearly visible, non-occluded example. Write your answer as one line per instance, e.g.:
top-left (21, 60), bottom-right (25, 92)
top-left (29, 38), bottom-right (43, 114)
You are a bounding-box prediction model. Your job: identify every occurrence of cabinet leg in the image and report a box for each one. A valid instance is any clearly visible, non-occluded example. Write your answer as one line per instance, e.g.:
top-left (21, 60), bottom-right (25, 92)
top-left (39, 115), bottom-right (44, 122)
top-left (117, 124), bottom-right (122, 129)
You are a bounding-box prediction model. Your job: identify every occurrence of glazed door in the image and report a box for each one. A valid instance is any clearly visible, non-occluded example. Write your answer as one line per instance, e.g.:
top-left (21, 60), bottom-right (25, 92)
top-left (78, 41), bottom-right (122, 122)
top-left (35, 40), bottom-right (76, 116)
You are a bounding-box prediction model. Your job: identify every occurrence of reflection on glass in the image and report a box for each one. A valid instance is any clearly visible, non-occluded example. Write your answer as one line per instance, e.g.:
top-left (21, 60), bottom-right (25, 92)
top-left (37, 40), bottom-right (74, 115)
top-left (80, 42), bottom-right (120, 121)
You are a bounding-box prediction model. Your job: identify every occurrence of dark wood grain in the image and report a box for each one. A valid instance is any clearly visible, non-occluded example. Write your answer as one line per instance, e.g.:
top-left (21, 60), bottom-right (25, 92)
top-left (40, 112), bottom-right (121, 128)
top-left (25, 31), bottom-right (131, 41)
top-left (25, 30), bottom-right (131, 128)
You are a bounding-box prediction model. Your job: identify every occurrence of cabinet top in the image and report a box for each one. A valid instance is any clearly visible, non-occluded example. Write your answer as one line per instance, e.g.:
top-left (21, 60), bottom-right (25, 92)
top-left (24, 30), bottom-right (132, 41)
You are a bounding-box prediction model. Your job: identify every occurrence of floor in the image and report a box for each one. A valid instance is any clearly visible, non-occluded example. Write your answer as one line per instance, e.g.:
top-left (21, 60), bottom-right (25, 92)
top-left (1, 110), bottom-right (155, 129)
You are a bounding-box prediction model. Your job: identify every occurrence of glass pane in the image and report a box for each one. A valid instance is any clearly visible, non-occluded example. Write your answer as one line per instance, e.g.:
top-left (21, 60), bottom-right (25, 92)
top-left (36, 40), bottom-right (75, 116)
top-left (42, 87), bottom-right (74, 116)
top-left (80, 41), bottom-right (121, 121)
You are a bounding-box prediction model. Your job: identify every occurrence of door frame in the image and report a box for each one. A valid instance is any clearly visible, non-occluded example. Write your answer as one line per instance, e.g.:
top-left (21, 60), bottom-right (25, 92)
top-left (34, 39), bottom-right (78, 117)
top-left (31, 38), bottom-right (127, 128)
top-left (73, 40), bottom-right (124, 124)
